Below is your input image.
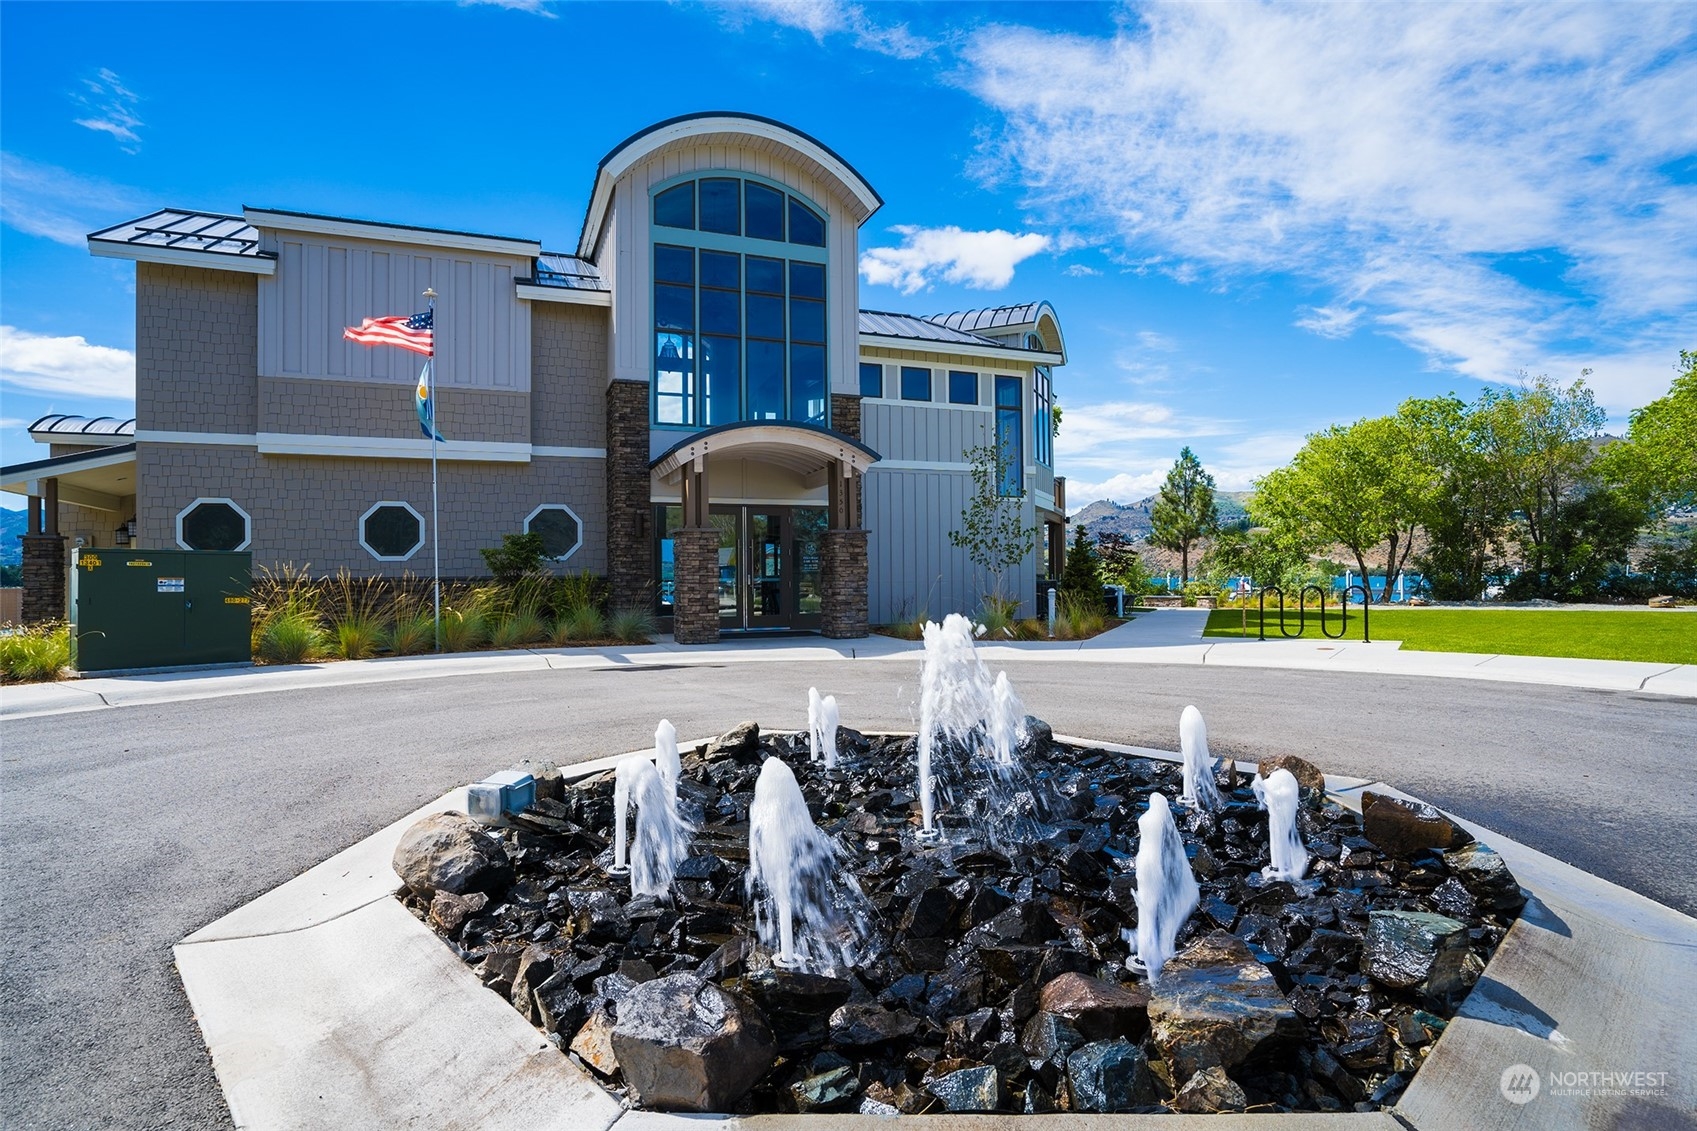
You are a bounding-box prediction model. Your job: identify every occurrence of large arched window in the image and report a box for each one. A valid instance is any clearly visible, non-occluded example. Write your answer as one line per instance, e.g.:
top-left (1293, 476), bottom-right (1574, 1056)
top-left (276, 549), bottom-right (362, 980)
top-left (651, 174), bottom-right (829, 430)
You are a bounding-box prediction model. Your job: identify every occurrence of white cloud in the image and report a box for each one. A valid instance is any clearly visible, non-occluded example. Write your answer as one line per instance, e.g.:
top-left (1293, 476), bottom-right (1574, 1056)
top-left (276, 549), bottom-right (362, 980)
top-left (1, 153), bottom-right (142, 247)
top-left (1063, 263), bottom-right (1102, 277)
top-left (962, 5), bottom-right (1697, 412)
top-left (1294, 304), bottom-right (1363, 340)
top-left (459, 0), bottom-right (556, 15)
top-left (860, 225), bottom-right (1051, 294)
top-left (720, 0), bottom-right (934, 58)
top-left (72, 69), bottom-right (143, 152)
top-left (0, 326), bottom-right (135, 400)
top-left (1136, 330), bottom-right (1177, 352)
top-left (1065, 470), bottom-right (1165, 506)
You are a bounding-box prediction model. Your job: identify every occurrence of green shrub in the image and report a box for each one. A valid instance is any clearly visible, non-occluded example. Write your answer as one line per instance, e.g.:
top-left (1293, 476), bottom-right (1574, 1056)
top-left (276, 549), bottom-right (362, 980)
top-left (975, 596), bottom-right (1020, 639)
top-left (441, 603), bottom-right (489, 652)
top-left (332, 615), bottom-right (384, 660)
top-left (1056, 591), bottom-right (1107, 639)
top-left (0, 622), bottom-right (71, 682)
top-left (480, 532), bottom-right (547, 585)
top-left (489, 609), bottom-right (548, 649)
top-left (553, 605), bottom-right (607, 644)
top-left (607, 606), bottom-right (655, 644)
top-left (258, 607), bottom-right (324, 664)
top-left (384, 610), bottom-right (436, 655)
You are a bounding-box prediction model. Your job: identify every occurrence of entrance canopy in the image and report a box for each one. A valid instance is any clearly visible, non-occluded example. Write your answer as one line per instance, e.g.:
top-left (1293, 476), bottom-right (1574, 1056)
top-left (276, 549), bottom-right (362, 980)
top-left (649, 421), bottom-right (879, 486)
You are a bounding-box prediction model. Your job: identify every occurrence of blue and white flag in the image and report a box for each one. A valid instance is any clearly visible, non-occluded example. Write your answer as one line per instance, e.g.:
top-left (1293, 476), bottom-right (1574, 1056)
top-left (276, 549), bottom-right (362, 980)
top-left (416, 361), bottom-right (446, 442)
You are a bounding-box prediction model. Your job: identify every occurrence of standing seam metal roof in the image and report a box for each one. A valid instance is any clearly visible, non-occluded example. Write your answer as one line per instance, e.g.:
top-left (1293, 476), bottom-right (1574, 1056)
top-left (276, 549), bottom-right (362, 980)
top-left (857, 310), bottom-right (1041, 351)
top-left (87, 210), bottom-right (264, 258)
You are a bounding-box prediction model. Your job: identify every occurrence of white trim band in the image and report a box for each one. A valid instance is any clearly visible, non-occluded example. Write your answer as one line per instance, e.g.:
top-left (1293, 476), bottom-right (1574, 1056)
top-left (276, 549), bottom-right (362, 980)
top-left (256, 434), bottom-right (531, 462)
top-left (873, 459), bottom-right (972, 472)
top-left (88, 240), bottom-right (276, 275)
top-left (515, 284), bottom-right (611, 307)
top-left (532, 446), bottom-right (607, 459)
top-left (857, 334), bottom-right (1063, 366)
top-left (245, 210), bottom-right (541, 258)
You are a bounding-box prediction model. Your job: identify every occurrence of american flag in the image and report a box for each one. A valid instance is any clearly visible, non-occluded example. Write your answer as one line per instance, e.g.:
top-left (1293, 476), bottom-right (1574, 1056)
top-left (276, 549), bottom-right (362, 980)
top-left (343, 309), bottom-right (433, 356)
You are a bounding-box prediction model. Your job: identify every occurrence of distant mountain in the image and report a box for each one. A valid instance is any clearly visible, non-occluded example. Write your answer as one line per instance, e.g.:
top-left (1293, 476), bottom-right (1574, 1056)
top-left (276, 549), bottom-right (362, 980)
top-left (0, 509), bottom-right (24, 566)
top-left (1068, 492), bottom-right (1253, 574)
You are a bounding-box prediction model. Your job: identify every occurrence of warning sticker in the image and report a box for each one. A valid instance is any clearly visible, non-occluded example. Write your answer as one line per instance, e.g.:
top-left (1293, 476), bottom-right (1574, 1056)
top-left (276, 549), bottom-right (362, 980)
top-left (157, 577), bottom-right (185, 593)
top-left (223, 596), bottom-right (250, 605)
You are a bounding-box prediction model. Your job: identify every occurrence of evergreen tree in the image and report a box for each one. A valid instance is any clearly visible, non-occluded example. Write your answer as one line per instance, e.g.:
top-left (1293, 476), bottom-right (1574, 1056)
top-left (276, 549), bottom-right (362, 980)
top-left (1059, 522), bottom-right (1105, 608)
top-left (1148, 447), bottom-right (1220, 584)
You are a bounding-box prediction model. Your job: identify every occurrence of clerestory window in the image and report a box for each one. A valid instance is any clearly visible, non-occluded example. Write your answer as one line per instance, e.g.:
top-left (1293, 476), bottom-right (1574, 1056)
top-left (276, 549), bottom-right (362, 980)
top-left (651, 174), bottom-right (830, 429)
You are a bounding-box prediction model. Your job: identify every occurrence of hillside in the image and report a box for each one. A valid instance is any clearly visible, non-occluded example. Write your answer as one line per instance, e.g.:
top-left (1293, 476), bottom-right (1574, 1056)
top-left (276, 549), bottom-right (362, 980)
top-left (1070, 492), bottom-right (1251, 543)
top-left (0, 509), bottom-right (24, 566)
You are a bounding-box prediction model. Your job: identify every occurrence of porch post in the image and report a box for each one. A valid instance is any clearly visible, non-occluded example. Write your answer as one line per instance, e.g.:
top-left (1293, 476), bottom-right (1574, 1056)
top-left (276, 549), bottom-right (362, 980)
top-left (672, 455), bottom-right (720, 645)
top-left (821, 459), bottom-right (868, 639)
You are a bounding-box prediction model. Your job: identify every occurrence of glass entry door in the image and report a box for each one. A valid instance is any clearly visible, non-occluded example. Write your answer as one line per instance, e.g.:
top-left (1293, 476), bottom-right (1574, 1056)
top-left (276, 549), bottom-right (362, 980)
top-left (747, 512), bottom-right (786, 627)
top-left (658, 505), bottom-right (826, 632)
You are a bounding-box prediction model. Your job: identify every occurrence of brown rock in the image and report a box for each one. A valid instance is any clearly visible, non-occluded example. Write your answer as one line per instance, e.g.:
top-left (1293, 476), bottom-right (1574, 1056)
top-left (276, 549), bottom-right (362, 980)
top-left (1361, 791), bottom-right (1472, 857)
top-left (610, 973), bottom-right (776, 1111)
top-left (1037, 972), bottom-right (1150, 1041)
top-left (705, 721), bottom-right (760, 760)
top-left (1172, 1065), bottom-right (1248, 1113)
top-left (1257, 755), bottom-right (1326, 808)
top-left (570, 1004), bottom-right (620, 1077)
top-left (427, 889), bottom-right (488, 935)
top-left (391, 811), bottom-right (509, 897)
top-left (1148, 931), bottom-right (1303, 1083)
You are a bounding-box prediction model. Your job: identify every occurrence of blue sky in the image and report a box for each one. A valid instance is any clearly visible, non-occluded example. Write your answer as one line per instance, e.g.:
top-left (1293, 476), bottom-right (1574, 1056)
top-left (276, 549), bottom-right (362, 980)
top-left (3, 1), bottom-right (1694, 509)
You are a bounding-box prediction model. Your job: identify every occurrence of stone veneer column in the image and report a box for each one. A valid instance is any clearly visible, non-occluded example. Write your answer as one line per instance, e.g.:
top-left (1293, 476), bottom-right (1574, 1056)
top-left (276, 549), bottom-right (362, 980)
top-left (20, 534), bottom-right (68, 624)
top-left (830, 393), bottom-right (862, 441)
top-left (820, 528), bottom-right (869, 639)
top-left (604, 379), bottom-right (653, 611)
top-left (671, 528), bottom-right (720, 645)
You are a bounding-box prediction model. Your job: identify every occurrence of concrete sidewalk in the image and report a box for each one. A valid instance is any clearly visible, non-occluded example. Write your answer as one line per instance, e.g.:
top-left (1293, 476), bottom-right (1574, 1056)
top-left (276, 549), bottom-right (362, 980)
top-left (3, 614), bottom-right (1692, 720)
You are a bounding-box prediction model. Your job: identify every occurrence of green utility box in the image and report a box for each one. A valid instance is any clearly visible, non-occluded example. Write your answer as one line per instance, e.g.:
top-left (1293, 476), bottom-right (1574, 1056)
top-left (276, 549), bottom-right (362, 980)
top-left (70, 548), bottom-right (252, 672)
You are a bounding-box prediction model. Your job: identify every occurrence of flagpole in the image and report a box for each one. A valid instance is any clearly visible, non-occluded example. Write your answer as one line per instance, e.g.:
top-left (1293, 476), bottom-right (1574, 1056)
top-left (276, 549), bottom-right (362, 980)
top-left (424, 286), bottom-right (441, 652)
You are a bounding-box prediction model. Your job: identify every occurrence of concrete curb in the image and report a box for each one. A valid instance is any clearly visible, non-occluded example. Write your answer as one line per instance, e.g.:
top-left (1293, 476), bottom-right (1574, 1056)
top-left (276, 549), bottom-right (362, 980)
top-left (174, 738), bottom-right (1697, 1130)
top-left (6, 632), bottom-right (1693, 720)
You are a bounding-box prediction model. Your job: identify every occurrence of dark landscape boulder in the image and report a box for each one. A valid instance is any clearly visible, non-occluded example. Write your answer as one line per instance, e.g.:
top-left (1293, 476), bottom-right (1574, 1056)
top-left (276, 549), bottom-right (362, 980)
top-left (1443, 843), bottom-right (1527, 913)
top-left (1361, 792), bottom-right (1471, 857)
top-left (569, 1004), bottom-right (619, 1076)
top-left (792, 1066), bottom-right (860, 1112)
top-left (742, 968), bottom-right (852, 1051)
top-left (1362, 911), bottom-right (1470, 1005)
top-left (927, 1064), bottom-right (1002, 1112)
top-left (1171, 1065), bottom-right (1248, 1113)
top-left (392, 812), bottom-right (510, 896)
top-left (829, 1002), bottom-right (921, 1047)
top-left (610, 974), bottom-right (776, 1111)
top-left (1148, 930), bottom-right (1303, 1082)
top-left (1037, 972), bottom-right (1150, 1041)
top-left (1021, 1011), bottom-right (1084, 1061)
top-left (1065, 1039), bottom-right (1155, 1112)
top-left (1257, 755), bottom-right (1326, 808)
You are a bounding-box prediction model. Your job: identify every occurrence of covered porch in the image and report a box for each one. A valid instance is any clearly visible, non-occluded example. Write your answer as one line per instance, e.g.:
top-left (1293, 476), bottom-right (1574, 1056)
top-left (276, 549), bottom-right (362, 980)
top-left (650, 423), bottom-right (878, 644)
top-left (1, 444), bottom-right (139, 623)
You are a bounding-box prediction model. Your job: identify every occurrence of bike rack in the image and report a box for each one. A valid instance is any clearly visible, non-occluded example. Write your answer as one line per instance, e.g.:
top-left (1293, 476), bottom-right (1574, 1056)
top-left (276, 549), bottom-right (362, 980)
top-left (1257, 583), bottom-right (1370, 643)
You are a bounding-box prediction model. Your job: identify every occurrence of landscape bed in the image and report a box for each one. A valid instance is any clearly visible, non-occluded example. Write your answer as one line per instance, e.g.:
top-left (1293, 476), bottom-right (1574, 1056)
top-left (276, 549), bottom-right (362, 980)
top-left (396, 725), bottom-right (1525, 1117)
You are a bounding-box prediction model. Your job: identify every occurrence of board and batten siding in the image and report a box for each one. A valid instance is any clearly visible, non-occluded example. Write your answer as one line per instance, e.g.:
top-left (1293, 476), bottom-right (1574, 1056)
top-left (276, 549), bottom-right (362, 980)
top-left (605, 142), bottom-right (862, 400)
top-left (862, 400), bottom-right (994, 465)
top-left (257, 232), bottom-right (531, 391)
top-left (863, 466), bottom-right (1040, 623)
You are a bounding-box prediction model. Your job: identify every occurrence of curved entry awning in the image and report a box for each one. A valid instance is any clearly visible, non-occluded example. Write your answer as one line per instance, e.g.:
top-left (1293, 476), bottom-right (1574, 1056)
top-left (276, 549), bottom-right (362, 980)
top-left (649, 421), bottom-right (880, 485)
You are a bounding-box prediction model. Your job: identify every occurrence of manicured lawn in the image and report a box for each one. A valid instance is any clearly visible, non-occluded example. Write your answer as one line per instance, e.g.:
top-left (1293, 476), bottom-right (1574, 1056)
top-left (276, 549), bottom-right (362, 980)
top-left (1204, 607), bottom-right (1697, 665)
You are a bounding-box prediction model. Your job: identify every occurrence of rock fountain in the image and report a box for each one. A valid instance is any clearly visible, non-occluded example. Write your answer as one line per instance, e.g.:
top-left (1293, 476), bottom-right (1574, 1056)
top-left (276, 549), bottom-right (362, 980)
top-left (396, 615), bottom-right (1524, 1117)
top-left (1176, 705), bottom-right (1222, 811)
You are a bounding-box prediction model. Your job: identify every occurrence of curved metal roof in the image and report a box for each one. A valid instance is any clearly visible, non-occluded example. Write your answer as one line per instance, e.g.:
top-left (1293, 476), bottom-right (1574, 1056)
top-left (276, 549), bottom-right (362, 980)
top-left (650, 420), bottom-right (881, 480)
top-left (28, 414), bottom-right (137, 437)
top-left (924, 303), bottom-right (1046, 333)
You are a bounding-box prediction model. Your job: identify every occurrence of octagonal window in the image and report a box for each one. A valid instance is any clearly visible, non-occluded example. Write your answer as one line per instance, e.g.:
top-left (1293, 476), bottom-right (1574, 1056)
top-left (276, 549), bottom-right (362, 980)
top-left (360, 502), bottom-right (424, 561)
top-left (525, 504), bottom-right (582, 561)
top-left (177, 498), bottom-right (251, 551)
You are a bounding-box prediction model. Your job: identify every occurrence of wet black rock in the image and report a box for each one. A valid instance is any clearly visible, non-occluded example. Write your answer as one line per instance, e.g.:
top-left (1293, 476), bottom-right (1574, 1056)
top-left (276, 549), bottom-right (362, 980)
top-left (1065, 1039), bottom-right (1155, 1112)
top-left (1363, 910), bottom-right (1470, 1006)
top-left (1428, 877), bottom-right (1478, 919)
top-left (742, 969), bottom-right (852, 1051)
top-left (830, 1003), bottom-right (922, 1047)
top-left (1171, 1065), bottom-right (1248, 1113)
top-left (1148, 930), bottom-right (1303, 1082)
top-left (533, 968), bottom-right (587, 1036)
top-left (927, 1064), bottom-right (1002, 1112)
top-left (1443, 843), bottom-right (1527, 913)
top-left (1361, 792), bottom-right (1472, 858)
top-left (393, 812), bottom-right (510, 897)
top-left (900, 884), bottom-right (960, 938)
top-left (610, 974), bottom-right (776, 1112)
top-left (1021, 1011), bottom-right (1084, 1061)
top-left (1257, 755), bottom-right (1327, 809)
top-left (791, 1065), bottom-right (860, 1112)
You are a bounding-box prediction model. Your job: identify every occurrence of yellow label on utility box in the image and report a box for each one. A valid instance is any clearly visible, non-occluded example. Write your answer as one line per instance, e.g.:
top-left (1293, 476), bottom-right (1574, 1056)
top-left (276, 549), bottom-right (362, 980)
top-left (126, 559), bottom-right (152, 567)
top-left (223, 596), bottom-right (250, 605)
top-left (79, 554), bottom-right (102, 569)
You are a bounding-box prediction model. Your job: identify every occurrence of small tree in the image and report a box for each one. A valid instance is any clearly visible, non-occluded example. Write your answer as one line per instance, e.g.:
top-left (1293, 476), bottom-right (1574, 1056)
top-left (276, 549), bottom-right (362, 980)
top-left (480, 532), bottom-right (547, 585)
top-left (1096, 530), bottom-right (1152, 596)
top-left (949, 443), bottom-right (1040, 602)
top-left (1058, 523), bottom-right (1105, 608)
top-left (1148, 447), bottom-right (1220, 584)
